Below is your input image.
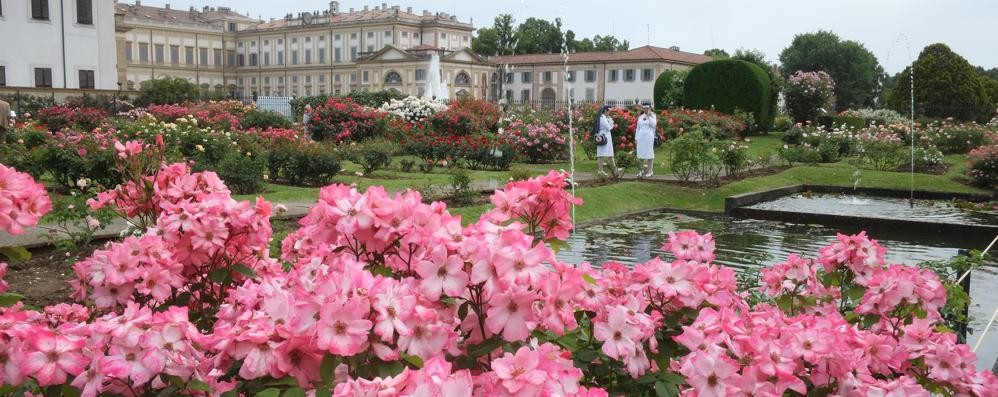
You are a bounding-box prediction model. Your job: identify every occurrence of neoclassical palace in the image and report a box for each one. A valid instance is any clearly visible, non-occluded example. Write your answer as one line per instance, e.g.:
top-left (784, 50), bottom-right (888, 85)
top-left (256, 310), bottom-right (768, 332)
top-left (0, 1), bottom-right (710, 103)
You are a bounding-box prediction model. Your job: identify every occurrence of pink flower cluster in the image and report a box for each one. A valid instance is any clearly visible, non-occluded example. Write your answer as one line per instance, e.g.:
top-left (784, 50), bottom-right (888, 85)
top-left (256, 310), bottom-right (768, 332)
top-left (0, 164), bottom-right (53, 235)
top-left (487, 170), bottom-right (582, 241)
top-left (500, 120), bottom-right (569, 163)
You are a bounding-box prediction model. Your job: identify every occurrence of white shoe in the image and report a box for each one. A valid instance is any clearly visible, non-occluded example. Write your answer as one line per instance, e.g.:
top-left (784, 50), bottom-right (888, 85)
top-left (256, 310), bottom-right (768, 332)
top-left (636, 172), bottom-right (644, 178)
top-left (646, 172), bottom-right (654, 178)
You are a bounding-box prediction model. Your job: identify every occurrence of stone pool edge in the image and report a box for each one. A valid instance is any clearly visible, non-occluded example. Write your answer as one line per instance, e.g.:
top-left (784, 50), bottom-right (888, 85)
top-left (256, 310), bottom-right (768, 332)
top-left (724, 185), bottom-right (998, 247)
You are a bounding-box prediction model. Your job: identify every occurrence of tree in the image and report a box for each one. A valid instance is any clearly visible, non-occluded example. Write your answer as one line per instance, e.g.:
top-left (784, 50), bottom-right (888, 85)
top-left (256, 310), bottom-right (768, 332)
top-left (886, 43), bottom-right (992, 122)
top-left (592, 35), bottom-right (629, 52)
top-left (472, 27), bottom-right (500, 56)
top-left (494, 14), bottom-right (517, 56)
top-left (574, 38), bottom-right (595, 53)
top-left (733, 49), bottom-right (780, 130)
top-left (136, 77), bottom-right (201, 106)
top-left (514, 17), bottom-right (564, 54)
top-left (779, 30), bottom-right (883, 110)
top-left (975, 66), bottom-right (998, 80)
top-left (704, 48), bottom-right (729, 59)
top-left (653, 70), bottom-right (688, 109)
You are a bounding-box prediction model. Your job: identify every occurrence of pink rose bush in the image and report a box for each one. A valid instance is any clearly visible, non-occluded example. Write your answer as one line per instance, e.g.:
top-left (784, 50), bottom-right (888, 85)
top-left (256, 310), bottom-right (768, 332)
top-left (499, 120), bottom-right (569, 163)
top-left (0, 164), bottom-right (52, 235)
top-left (0, 156), bottom-right (996, 396)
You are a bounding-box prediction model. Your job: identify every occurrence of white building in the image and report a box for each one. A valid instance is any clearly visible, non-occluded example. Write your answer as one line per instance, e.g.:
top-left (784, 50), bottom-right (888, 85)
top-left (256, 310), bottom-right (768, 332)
top-left (491, 46), bottom-right (711, 106)
top-left (0, 0), bottom-right (118, 89)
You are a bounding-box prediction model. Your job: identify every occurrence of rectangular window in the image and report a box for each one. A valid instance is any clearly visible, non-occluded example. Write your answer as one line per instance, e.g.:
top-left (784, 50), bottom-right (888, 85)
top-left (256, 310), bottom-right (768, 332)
top-left (319, 36), bottom-right (325, 42)
top-left (200, 48), bottom-right (209, 65)
top-left (318, 48), bottom-right (326, 63)
top-left (402, 32), bottom-right (409, 38)
top-left (441, 33), bottom-right (447, 39)
top-left (249, 53), bottom-right (258, 66)
top-left (78, 70), bottom-right (95, 89)
top-left (351, 73), bottom-right (357, 82)
top-left (566, 71), bottom-right (576, 82)
top-left (34, 68), bottom-right (52, 88)
top-left (170, 45), bottom-right (179, 65)
top-left (305, 37), bottom-right (311, 43)
top-left (227, 51), bottom-right (236, 66)
top-left (350, 33), bottom-right (357, 39)
top-left (415, 69), bottom-right (426, 81)
top-left (292, 38), bottom-right (297, 44)
top-left (277, 51), bottom-right (284, 65)
top-left (335, 74), bottom-right (341, 82)
top-left (585, 88), bottom-right (595, 101)
top-left (385, 31), bottom-right (392, 37)
top-left (542, 71), bottom-right (552, 83)
top-left (363, 71), bottom-right (369, 82)
top-left (154, 44), bottom-right (164, 64)
top-left (608, 69), bottom-right (618, 82)
top-left (504, 73), bottom-right (513, 84)
top-left (521, 72), bottom-right (532, 83)
top-left (641, 68), bottom-right (654, 82)
top-left (264, 77), bottom-right (270, 84)
top-left (214, 49), bottom-right (222, 66)
top-left (505, 90), bottom-right (513, 101)
top-left (350, 47), bottom-right (357, 61)
top-left (125, 42), bottom-right (133, 61)
top-left (319, 74), bottom-right (326, 82)
top-left (31, 0), bottom-right (48, 20)
top-left (367, 32), bottom-right (374, 39)
top-left (264, 53), bottom-right (270, 66)
top-left (334, 34), bottom-right (341, 40)
top-left (264, 40), bottom-right (269, 46)
top-left (139, 43), bottom-right (149, 62)
top-left (237, 54), bottom-right (245, 66)
top-left (292, 76), bottom-right (298, 83)
top-left (624, 69), bottom-right (635, 82)
top-left (585, 70), bottom-right (596, 82)
top-left (305, 49), bottom-right (311, 64)
top-left (334, 48), bottom-right (341, 63)
top-left (228, 22), bottom-right (236, 32)
top-left (185, 47), bottom-right (194, 65)
top-left (367, 45), bottom-right (373, 52)
top-left (292, 50), bottom-right (298, 65)
top-left (76, 0), bottom-right (92, 24)
top-left (0, 66), bottom-right (6, 87)
top-left (520, 89), bottom-right (530, 101)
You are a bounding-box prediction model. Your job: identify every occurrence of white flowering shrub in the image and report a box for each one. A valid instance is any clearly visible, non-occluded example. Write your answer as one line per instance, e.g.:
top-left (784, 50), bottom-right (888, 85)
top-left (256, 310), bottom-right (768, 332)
top-left (379, 96), bottom-right (448, 123)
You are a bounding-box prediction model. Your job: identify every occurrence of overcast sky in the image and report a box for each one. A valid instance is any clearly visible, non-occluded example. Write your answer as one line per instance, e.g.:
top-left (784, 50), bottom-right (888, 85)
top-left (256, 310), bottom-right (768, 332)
top-left (133, 0), bottom-right (997, 73)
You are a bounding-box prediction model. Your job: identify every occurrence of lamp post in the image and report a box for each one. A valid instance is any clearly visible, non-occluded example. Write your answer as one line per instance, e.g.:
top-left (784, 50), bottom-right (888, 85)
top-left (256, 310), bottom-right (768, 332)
top-left (115, 82), bottom-right (122, 115)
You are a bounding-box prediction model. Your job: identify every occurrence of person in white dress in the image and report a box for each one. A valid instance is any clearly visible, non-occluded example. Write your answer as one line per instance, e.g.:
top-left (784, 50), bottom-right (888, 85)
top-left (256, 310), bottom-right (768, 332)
top-left (594, 105), bottom-right (619, 176)
top-left (634, 103), bottom-right (657, 178)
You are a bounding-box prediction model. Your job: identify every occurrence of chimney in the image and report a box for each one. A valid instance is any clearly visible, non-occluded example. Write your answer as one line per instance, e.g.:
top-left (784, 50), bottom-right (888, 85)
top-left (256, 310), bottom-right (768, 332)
top-left (363, 6), bottom-right (369, 11)
top-left (374, 6), bottom-right (380, 11)
top-left (202, 6), bottom-right (209, 13)
top-left (135, 0), bottom-right (141, 5)
top-left (382, 3), bottom-right (388, 9)
top-left (349, 8), bottom-right (354, 13)
top-left (669, 46), bottom-right (680, 51)
top-left (329, 1), bottom-right (340, 15)
top-left (164, 3), bottom-right (170, 10)
top-left (406, 7), bottom-right (412, 13)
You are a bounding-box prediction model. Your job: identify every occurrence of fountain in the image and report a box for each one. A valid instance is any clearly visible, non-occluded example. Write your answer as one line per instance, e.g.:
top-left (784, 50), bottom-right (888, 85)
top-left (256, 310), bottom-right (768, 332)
top-left (422, 52), bottom-right (449, 101)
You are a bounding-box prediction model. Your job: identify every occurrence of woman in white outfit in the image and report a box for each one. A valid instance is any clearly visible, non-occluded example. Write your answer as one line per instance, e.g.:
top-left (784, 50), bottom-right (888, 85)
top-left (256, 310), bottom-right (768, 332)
top-left (594, 105), bottom-right (618, 176)
top-left (634, 103), bottom-right (657, 178)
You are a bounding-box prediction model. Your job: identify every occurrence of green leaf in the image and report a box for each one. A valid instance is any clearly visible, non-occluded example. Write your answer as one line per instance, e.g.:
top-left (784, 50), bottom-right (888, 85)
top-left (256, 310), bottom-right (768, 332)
top-left (209, 268), bottom-right (231, 284)
top-left (375, 360), bottom-right (406, 378)
top-left (554, 333), bottom-right (579, 351)
top-left (0, 247), bottom-right (31, 263)
top-left (661, 371), bottom-right (685, 385)
top-left (0, 293), bottom-right (25, 307)
top-left (574, 349), bottom-right (598, 362)
top-left (316, 353), bottom-right (338, 397)
top-left (468, 337), bottom-right (503, 358)
top-left (403, 354), bottom-right (424, 368)
top-left (283, 388), bottom-right (306, 397)
top-left (654, 381), bottom-right (674, 397)
top-left (186, 379), bottom-right (212, 392)
top-left (457, 301), bottom-right (470, 319)
top-left (582, 273), bottom-right (597, 285)
top-left (155, 387), bottom-right (181, 397)
top-left (60, 383), bottom-right (82, 397)
top-left (231, 264), bottom-right (257, 278)
top-left (546, 238), bottom-right (569, 254)
top-left (844, 285), bottom-right (866, 301)
top-left (255, 388), bottom-right (281, 397)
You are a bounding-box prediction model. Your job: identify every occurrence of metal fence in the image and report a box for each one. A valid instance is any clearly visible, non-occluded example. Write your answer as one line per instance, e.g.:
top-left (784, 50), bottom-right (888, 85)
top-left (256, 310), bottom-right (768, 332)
top-left (500, 98), bottom-right (652, 110)
top-left (256, 96), bottom-right (295, 119)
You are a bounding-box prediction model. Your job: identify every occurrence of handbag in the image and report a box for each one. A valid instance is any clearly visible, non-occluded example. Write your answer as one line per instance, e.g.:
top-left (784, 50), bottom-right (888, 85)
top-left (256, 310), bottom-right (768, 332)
top-left (594, 133), bottom-right (608, 146)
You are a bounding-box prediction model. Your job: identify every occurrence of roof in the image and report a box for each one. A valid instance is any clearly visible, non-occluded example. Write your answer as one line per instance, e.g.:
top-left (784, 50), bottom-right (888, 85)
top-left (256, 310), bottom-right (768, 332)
top-left (248, 7), bottom-right (472, 31)
top-left (116, 2), bottom-right (258, 25)
top-left (490, 45), bottom-right (713, 66)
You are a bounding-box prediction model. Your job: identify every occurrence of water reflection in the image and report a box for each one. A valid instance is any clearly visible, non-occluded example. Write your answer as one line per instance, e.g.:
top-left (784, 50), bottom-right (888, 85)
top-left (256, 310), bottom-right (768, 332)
top-left (747, 194), bottom-right (998, 226)
top-left (556, 210), bottom-right (998, 371)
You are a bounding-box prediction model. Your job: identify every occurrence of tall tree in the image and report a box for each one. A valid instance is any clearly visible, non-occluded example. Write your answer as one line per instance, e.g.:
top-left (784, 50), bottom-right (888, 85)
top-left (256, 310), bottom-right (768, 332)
top-left (887, 43), bottom-right (992, 122)
top-left (574, 38), bottom-right (595, 53)
top-left (779, 30), bottom-right (884, 110)
top-left (494, 14), bottom-right (517, 56)
top-left (472, 27), bottom-right (500, 56)
top-left (704, 48), bottom-right (729, 59)
top-left (592, 35), bottom-right (629, 52)
top-left (514, 17), bottom-right (564, 54)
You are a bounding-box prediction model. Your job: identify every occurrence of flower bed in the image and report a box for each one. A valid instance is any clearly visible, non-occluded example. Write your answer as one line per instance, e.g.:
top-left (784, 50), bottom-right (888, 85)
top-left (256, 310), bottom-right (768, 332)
top-left (380, 96), bottom-right (448, 124)
top-left (36, 105), bottom-right (107, 131)
top-left (312, 97), bottom-right (387, 142)
top-left (967, 144), bottom-right (997, 188)
top-left (500, 119), bottom-right (568, 163)
top-left (429, 98), bottom-right (501, 136)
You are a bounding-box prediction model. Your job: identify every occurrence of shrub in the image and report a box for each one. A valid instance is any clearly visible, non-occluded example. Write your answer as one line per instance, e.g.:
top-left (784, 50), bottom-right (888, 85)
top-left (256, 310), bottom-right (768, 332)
top-left (380, 96), bottom-right (448, 124)
top-left (500, 119), bottom-right (568, 163)
top-left (658, 108), bottom-right (746, 139)
top-left (920, 120), bottom-right (991, 154)
top-left (429, 98), bottom-right (501, 135)
top-left (815, 114), bottom-right (866, 131)
top-left (666, 127), bottom-right (724, 184)
top-left (216, 151), bottom-right (267, 194)
top-left (967, 144), bottom-right (997, 188)
top-left (448, 168), bottom-right (476, 205)
top-left (310, 97), bottom-right (386, 142)
top-left (0, 93), bottom-right (56, 115)
top-left (683, 59), bottom-right (774, 130)
top-left (352, 139), bottom-right (396, 174)
top-left (720, 141), bottom-right (749, 176)
top-left (345, 89), bottom-right (406, 108)
top-left (855, 128), bottom-right (907, 171)
top-left (508, 165), bottom-right (533, 181)
top-left (777, 144), bottom-right (823, 166)
top-left (459, 134), bottom-right (515, 171)
top-left (773, 115), bottom-right (793, 131)
top-left (839, 108), bottom-right (906, 125)
top-left (289, 94), bottom-right (332, 120)
top-left (267, 143), bottom-right (342, 186)
top-left (36, 105), bottom-right (107, 131)
top-left (240, 108), bottom-right (292, 130)
top-left (785, 70), bottom-right (836, 123)
top-left (39, 129), bottom-right (121, 189)
top-left (888, 43), bottom-right (993, 122)
top-left (653, 69), bottom-right (687, 109)
top-left (136, 77), bottom-right (202, 106)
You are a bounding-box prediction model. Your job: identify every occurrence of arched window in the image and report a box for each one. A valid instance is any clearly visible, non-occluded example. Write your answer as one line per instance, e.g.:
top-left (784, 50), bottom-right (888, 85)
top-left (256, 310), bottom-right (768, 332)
top-left (455, 71), bottom-right (470, 86)
top-left (384, 71), bottom-right (402, 84)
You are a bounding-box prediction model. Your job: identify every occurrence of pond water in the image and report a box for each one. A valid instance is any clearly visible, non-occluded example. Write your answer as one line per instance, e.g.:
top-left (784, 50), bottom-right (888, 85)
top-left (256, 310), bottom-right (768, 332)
top-left (745, 193), bottom-right (998, 227)
top-left (556, 210), bottom-right (998, 371)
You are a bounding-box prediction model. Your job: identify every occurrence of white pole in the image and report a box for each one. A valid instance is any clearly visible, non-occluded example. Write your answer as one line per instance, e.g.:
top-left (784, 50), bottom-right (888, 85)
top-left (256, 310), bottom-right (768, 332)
top-left (973, 306), bottom-right (998, 352)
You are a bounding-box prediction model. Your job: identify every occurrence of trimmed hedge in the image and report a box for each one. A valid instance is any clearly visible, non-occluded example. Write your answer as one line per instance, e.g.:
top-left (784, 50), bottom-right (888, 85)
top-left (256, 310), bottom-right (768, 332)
top-left (683, 60), bottom-right (774, 131)
top-left (816, 115), bottom-right (867, 131)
